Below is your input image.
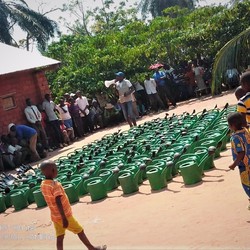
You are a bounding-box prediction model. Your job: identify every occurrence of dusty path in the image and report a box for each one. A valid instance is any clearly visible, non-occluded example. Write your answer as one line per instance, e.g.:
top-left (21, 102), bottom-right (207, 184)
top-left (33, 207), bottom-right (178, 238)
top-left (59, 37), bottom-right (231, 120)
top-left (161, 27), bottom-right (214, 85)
top-left (1, 91), bottom-right (249, 250)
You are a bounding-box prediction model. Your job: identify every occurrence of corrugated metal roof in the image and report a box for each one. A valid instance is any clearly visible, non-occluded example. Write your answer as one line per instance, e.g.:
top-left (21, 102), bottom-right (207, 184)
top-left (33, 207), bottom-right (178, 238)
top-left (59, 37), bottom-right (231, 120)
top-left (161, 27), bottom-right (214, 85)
top-left (0, 42), bottom-right (60, 76)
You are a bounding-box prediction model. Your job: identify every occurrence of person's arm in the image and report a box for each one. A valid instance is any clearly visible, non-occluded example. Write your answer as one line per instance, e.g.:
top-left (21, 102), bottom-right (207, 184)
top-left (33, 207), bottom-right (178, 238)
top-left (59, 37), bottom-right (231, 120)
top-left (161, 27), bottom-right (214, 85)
top-left (229, 151), bottom-right (245, 170)
top-left (35, 107), bottom-right (42, 122)
top-left (24, 108), bottom-right (36, 124)
top-left (229, 135), bottom-right (246, 170)
top-left (124, 80), bottom-right (134, 97)
top-left (124, 86), bottom-right (134, 97)
top-left (55, 196), bottom-right (69, 228)
top-left (83, 98), bottom-right (89, 111)
top-left (76, 99), bottom-right (85, 114)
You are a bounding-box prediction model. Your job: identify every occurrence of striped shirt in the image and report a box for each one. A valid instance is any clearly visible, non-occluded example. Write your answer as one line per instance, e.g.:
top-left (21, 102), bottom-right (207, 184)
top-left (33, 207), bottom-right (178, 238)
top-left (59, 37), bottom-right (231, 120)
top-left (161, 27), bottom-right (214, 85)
top-left (237, 92), bottom-right (250, 125)
top-left (41, 180), bottom-right (72, 222)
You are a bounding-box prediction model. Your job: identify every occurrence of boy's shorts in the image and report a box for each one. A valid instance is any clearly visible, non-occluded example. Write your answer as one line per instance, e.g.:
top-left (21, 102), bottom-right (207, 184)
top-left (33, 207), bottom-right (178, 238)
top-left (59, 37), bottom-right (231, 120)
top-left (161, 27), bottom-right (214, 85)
top-left (53, 216), bottom-right (83, 237)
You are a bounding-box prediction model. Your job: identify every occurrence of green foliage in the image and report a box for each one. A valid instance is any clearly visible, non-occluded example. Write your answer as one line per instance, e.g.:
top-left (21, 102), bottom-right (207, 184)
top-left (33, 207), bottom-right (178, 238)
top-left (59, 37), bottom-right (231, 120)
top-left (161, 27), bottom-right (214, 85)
top-left (45, 1), bottom-right (250, 98)
top-left (212, 27), bottom-right (250, 95)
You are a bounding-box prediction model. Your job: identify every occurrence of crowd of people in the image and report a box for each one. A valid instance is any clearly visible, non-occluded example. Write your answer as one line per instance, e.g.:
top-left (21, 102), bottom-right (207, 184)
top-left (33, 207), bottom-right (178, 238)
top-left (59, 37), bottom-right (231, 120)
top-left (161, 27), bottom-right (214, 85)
top-left (0, 58), bottom-right (242, 172)
top-left (0, 90), bottom-right (125, 172)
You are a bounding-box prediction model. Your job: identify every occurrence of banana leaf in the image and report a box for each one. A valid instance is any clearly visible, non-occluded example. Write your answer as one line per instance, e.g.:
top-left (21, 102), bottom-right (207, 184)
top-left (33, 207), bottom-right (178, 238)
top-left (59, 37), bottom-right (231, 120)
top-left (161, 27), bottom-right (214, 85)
top-left (211, 26), bottom-right (250, 95)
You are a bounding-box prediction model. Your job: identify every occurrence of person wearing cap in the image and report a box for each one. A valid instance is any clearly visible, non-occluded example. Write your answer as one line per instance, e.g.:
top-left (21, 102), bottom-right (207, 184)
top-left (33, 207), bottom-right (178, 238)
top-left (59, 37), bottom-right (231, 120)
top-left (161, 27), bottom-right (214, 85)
top-left (8, 123), bottom-right (40, 161)
top-left (115, 72), bottom-right (137, 127)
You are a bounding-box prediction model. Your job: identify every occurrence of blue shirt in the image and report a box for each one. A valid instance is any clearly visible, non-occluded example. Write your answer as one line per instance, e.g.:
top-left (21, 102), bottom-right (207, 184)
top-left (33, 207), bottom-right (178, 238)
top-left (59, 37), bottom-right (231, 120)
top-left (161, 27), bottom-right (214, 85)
top-left (230, 128), bottom-right (250, 168)
top-left (153, 71), bottom-right (166, 87)
top-left (16, 125), bottom-right (37, 140)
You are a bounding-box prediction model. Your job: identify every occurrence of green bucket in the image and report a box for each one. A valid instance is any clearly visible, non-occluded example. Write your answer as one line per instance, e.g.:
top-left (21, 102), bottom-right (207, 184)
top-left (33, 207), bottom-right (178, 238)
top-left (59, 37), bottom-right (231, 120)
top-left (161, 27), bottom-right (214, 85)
top-left (166, 161), bottom-right (174, 181)
top-left (10, 191), bottom-right (28, 211)
top-left (99, 169), bottom-right (119, 191)
top-left (33, 189), bottom-right (47, 208)
top-left (63, 183), bottom-right (79, 204)
top-left (4, 189), bottom-right (21, 208)
top-left (118, 172), bottom-right (138, 194)
top-left (179, 161), bottom-right (202, 185)
top-left (0, 194), bottom-right (6, 213)
top-left (146, 167), bottom-right (167, 190)
top-left (85, 178), bottom-right (107, 201)
top-left (199, 139), bottom-right (221, 158)
top-left (71, 175), bottom-right (86, 196)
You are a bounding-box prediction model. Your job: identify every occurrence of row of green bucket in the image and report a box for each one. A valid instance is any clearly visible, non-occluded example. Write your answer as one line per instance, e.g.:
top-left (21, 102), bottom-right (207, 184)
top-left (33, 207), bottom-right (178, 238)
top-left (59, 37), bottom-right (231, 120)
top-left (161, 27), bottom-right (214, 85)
top-left (0, 104), bottom-right (236, 213)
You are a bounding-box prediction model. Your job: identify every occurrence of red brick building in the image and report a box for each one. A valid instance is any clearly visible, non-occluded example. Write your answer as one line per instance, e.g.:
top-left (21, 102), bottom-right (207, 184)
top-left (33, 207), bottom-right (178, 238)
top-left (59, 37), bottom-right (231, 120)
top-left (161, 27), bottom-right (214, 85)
top-left (0, 43), bottom-right (60, 135)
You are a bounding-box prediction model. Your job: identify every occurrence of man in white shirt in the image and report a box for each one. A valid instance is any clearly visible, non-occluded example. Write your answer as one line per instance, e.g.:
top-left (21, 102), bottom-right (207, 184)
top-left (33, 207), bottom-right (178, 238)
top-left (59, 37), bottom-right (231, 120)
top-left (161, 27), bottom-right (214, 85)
top-left (24, 98), bottom-right (49, 150)
top-left (144, 75), bottom-right (165, 112)
top-left (57, 98), bottom-right (73, 128)
top-left (76, 90), bottom-right (93, 133)
top-left (115, 72), bottom-right (137, 127)
top-left (42, 94), bottom-right (64, 148)
top-left (57, 98), bottom-right (75, 143)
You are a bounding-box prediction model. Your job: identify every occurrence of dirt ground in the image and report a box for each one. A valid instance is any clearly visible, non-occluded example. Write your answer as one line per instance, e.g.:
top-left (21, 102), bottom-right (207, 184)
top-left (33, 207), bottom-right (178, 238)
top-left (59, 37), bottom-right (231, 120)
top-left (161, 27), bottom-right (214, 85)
top-left (1, 90), bottom-right (249, 250)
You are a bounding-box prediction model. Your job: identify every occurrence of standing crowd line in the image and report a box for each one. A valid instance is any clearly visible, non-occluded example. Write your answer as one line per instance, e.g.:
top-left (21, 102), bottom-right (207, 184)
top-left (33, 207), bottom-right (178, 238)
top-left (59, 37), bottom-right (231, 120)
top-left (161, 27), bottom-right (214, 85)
top-left (0, 59), bottom-right (242, 172)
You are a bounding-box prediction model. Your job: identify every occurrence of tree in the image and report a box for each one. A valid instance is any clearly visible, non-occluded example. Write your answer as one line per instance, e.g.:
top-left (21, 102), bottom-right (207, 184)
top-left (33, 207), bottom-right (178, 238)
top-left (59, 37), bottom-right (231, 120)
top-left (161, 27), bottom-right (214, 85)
top-left (61, 0), bottom-right (92, 36)
top-left (138, 0), bottom-right (197, 18)
top-left (0, 0), bottom-right (59, 50)
top-left (44, 2), bottom-right (250, 98)
top-left (211, 27), bottom-right (250, 95)
top-left (91, 1), bottom-right (138, 34)
top-left (61, 0), bottom-right (138, 35)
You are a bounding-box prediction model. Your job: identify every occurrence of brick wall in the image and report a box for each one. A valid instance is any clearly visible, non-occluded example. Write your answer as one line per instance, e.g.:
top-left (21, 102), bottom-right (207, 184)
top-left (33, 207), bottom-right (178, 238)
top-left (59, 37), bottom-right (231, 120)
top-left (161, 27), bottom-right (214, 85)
top-left (0, 69), bottom-right (51, 135)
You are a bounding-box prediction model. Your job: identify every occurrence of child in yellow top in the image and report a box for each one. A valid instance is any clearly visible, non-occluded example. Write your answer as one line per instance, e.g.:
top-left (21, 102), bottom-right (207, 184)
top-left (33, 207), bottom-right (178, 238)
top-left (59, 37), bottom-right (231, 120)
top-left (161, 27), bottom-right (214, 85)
top-left (40, 160), bottom-right (106, 250)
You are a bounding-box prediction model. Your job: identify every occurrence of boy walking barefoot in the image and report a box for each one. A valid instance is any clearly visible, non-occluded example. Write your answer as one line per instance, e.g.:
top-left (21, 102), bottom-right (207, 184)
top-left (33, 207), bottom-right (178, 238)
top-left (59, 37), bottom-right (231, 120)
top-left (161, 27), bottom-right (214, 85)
top-left (227, 112), bottom-right (250, 210)
top-left (40, 160), bottom-right (107, 250)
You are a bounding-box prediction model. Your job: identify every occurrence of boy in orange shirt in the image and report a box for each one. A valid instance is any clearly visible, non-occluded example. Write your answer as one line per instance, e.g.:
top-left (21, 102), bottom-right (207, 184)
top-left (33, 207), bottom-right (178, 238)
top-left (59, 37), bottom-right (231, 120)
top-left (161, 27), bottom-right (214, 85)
top-left (40, 160), bottom-right (106, 250)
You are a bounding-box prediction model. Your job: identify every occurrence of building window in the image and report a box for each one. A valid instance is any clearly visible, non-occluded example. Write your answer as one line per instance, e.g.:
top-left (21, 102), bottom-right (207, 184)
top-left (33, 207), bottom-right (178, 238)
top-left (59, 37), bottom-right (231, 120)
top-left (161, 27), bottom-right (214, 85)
top-left (2, 95), bottom-right (16, 110)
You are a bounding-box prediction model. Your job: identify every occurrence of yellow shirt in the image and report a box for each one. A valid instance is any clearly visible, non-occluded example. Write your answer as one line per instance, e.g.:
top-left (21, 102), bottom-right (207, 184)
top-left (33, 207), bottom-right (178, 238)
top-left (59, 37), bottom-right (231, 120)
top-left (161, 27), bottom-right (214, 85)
top-left (237, 93), bottom-right (250, 125)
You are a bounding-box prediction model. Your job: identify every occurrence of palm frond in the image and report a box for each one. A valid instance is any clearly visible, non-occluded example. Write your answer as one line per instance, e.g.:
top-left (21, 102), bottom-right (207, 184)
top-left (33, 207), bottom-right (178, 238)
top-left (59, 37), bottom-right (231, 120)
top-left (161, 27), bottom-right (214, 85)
top-left (0, 2), bottom-right (12, 43)
top-left (211, 26), bottom-right (250, 95)
top-left (0, 0), bottom-right (59, 49)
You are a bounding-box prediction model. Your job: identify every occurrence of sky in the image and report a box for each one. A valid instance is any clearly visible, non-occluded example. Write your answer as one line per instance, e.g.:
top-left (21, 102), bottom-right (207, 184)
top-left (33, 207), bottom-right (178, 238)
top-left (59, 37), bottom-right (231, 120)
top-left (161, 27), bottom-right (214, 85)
top-left (23, 0), bottom-right (232, 33)
top-left (15, 0), bottom-right (231, 52)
